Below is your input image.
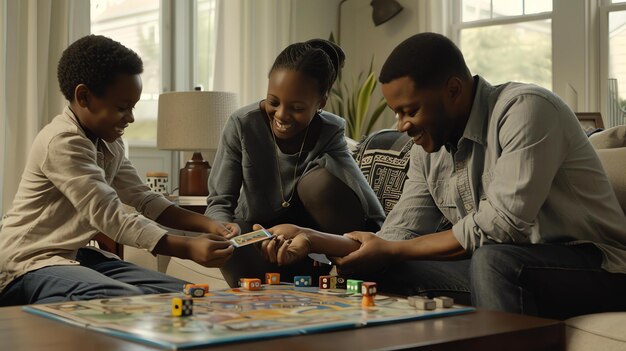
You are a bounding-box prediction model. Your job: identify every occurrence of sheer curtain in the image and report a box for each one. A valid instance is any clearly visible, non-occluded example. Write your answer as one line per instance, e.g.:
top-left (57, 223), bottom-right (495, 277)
top-left (212, 0), bottom-right (294, 105)
top-left (0, 0), bottom-right (89, 215)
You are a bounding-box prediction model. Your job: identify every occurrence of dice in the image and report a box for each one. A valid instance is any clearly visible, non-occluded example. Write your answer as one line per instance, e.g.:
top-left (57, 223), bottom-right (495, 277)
top-left (172, 296), bottom-right (193, 317)
top-left (294, 276), bottom-right (312, 287)
top-left (319, 275), bottom-right (337, 289)
top-left (408, 295), bottom-right (436, 310)
top-left (265, 272), bottom-right (280, 285)
top-left (434, 296), bottom-right (454, 308)
top-left (346, 279), bottom-right (363, 294)
top-left (183, 283), bottom-right (208, 297)
top-left (335, 276), bottom-right (347, 289)
top-left (361, 282), bottom-right (377, 296)
top-left (241, 278), bottom-right (262, 291)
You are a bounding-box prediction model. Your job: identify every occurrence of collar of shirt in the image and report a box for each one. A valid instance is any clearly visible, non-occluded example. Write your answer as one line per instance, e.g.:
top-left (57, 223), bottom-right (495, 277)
top-left (459, 76), bottom-right (494, 148)
top-left (63, 106), bottom-right (114, 157)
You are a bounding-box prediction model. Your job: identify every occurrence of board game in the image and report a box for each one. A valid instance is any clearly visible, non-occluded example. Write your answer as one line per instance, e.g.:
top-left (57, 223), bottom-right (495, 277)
top-left (23, 285), bottom-right (475, 350)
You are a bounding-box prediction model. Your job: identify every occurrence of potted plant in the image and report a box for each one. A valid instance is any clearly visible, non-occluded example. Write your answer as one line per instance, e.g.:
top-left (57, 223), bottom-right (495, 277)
top-left (327, 34), bottom-right (389, 140)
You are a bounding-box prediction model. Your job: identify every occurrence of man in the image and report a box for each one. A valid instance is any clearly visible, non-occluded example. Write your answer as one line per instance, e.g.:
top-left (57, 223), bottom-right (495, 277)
top-left (260, 32), bottom-right (626, 319)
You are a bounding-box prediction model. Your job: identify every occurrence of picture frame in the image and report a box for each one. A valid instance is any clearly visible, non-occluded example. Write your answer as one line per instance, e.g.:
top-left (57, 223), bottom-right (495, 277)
top-left (575, 112), bottom-right (605, 133)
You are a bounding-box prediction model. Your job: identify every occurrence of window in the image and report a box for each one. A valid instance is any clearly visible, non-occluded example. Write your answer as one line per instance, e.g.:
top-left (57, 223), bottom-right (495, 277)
top-left (453, 0), bottom-right (552, 89)
top-left (605, 0), bottom-right (626, 127)
top-left (195, 0), bottom-right (218, 91)
top-left (91, 0), bottom-right (161, 144)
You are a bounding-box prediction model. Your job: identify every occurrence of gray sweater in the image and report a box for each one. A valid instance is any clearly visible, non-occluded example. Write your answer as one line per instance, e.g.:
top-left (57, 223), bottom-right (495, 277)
top-left (205, 102), bottom-right (385, 226)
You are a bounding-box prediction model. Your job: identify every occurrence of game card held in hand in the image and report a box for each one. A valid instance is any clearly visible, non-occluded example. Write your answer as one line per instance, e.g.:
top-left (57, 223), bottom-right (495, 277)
top-left (230, 227), bottom-right (273, 248)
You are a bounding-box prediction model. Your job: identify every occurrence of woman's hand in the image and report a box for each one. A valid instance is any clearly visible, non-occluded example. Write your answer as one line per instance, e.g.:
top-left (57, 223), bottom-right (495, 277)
top-left (259, 224), bottom-right (312, 266)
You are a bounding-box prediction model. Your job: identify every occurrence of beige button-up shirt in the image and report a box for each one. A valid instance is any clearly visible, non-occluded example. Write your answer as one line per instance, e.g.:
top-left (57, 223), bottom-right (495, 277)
top-left (0, 107), bottom-right (174, 292)
top-left (379, 76), bottom-right (626, 274)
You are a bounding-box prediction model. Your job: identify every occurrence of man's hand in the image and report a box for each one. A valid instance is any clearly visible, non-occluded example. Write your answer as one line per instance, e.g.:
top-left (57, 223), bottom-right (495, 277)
top-left (332, 231), bottom-right (399, 275)
top-left (205, 220), bottom-right (240, 239)
top-left (188, 234), bottom-right (234, 267)
top-left (259, 224), bottom-right (312, 266)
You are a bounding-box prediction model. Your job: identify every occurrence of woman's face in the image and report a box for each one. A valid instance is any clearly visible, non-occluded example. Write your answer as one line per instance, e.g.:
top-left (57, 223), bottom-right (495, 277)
top-left (264, 69), bottom-right (326, 140)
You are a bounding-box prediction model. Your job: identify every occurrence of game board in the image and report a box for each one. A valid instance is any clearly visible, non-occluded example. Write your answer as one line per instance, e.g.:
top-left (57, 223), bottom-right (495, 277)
top-left (23, 285), bottom-right (475, 350)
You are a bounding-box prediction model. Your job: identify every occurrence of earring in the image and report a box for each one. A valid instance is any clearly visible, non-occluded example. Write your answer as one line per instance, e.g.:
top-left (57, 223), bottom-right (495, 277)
top-left (317, 108), bottom-right (323, 114)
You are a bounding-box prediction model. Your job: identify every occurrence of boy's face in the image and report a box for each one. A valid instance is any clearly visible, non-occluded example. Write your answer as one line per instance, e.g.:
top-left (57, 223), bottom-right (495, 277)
top-left (75, 74), bottom-right (142, 143)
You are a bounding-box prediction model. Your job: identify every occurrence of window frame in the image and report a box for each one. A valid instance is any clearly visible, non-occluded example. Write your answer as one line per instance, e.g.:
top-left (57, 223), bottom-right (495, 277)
top-left (600, 0), bottom-right (626, 126)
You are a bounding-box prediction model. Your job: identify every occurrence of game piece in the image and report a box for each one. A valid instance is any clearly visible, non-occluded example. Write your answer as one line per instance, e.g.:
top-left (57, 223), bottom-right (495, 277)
top-left (319, 275), bottom-right (337, 289)
top-left (413, 298), bottom-right (436, 311)
top-left (335, 276), bottom-right (347, 289)
top-left (230, 227), bottom-right (273, 248)
top-left (407, 295), bottom-right (426, 307)
top-left (265, 273), bottom-right (280, 285)
top-left (171, 296), bottom-right (193, 317)
top-left (361, 282), bottom-right (377, 296)
top-left (183, 283), bottom-right (209, 297)
top-left (362, 295), bottom-right (375, 307)
top-left (294, 275), bottom-right (312, 287)
top-left (241, 278), bottom-right (262, 291)
top-left (346, 279), bottom-right (363, 294)
top-left (434, 296), bottom-right (454, 308)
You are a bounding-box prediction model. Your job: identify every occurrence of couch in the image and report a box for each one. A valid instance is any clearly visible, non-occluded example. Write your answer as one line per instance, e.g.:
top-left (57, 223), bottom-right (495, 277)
top-left (125, 125), bottom-right (626, 350)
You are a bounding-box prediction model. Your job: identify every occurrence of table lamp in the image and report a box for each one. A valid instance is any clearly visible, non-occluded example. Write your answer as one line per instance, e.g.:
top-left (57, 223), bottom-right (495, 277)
top-left (157, 90), bottom-right (238, 196)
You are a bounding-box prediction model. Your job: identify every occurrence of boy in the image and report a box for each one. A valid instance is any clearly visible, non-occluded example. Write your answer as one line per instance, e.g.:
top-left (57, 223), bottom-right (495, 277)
top-left (0, 35), bottom-right (239, 306)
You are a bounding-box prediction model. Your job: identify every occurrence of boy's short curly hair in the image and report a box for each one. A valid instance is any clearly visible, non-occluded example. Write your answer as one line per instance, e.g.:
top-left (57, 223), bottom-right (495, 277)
top-left (57, 35), bottom-right (143, 101)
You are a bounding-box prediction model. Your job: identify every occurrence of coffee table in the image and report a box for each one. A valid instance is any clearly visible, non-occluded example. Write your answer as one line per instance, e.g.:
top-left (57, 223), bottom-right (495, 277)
top-left (1, 305), bottom-right (563, 350)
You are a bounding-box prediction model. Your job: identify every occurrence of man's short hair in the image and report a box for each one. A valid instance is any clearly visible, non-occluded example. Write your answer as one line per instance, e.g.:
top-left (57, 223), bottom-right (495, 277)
top-left (379, 32), bottom-right (471, 89)
top-left (57, 35), bottom-right (143, 101)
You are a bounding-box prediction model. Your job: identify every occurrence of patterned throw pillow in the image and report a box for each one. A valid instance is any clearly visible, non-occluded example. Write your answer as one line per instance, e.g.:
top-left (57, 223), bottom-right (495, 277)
top-left (354, 129), bottom-right (413, 215)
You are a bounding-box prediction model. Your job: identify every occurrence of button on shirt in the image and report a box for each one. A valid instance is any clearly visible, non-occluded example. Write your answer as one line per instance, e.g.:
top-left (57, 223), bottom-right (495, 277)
top-left (0, 107), bottom-right (174, 292)
top-left (379, 76), bottom-right (626, 274)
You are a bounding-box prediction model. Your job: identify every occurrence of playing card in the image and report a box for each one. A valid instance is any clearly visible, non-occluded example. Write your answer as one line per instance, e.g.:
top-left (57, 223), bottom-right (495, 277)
top-left (230, 227), bottom-right (273, 247)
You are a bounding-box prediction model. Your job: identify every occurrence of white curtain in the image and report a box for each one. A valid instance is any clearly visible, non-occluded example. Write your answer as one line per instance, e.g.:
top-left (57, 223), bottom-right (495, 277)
top-left (212, 0), bottom-right (294, 105)
top-left (0, 0), bottom-right (90, 215)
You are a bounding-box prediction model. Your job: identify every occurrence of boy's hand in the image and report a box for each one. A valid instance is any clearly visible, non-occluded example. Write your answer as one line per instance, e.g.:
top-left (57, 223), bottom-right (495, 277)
top-left (332, 231), bottom-right (397, 275)
top-left (205, 221), bottom-right (240, 239)
top-left (259, 224), bottom-right (311, 266)
top-left (188, 234), bottom-right (234, 267)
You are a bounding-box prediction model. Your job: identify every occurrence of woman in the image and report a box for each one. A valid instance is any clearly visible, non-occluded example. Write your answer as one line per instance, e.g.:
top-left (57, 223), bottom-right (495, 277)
top-left (206, 39), bottom-right (385, 286)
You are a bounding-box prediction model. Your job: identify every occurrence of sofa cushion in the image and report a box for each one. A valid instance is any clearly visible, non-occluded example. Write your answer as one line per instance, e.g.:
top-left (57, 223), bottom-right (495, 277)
top-left (589, 126), bottom-right (626, 214)
top-left (566, 312), bottom-right (626, 351)
top-left (354, 129), bottom-right (412, 214)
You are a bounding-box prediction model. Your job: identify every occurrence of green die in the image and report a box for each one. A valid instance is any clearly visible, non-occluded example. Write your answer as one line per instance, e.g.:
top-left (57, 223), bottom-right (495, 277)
top-left (346, 279), bottom-right (363, 294)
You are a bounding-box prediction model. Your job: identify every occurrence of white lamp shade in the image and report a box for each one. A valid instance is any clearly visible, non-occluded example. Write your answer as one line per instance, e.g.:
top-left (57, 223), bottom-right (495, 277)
top-left (157, 91), bottom-right (238, 150)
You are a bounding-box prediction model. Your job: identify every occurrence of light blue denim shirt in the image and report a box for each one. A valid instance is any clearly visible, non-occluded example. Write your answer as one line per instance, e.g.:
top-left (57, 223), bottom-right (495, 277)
top-left (379, 76), bottom-right (626, 274)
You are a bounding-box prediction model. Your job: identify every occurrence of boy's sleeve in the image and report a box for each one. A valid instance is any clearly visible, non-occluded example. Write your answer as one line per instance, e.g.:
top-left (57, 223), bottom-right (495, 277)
top-left (111, 154), bottom-right (174, 221)
top-left (42, 133), bottom-right (168, 251)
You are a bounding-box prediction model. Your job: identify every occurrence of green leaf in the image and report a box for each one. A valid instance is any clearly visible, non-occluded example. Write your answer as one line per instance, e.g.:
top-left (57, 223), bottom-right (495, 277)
top-left (364, 98), bottom-right (388, 136)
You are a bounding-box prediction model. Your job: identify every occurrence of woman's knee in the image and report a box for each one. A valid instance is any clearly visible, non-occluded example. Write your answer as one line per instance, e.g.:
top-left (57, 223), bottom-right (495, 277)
top-left (297, 167), bottom-right (366, 233)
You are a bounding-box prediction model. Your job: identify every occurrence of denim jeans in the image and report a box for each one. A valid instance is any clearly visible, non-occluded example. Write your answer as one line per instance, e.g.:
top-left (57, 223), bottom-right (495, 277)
top-left (372, 243), bottom-right (626, 319)
top-left (0, 247), bottom-right (187, 306)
